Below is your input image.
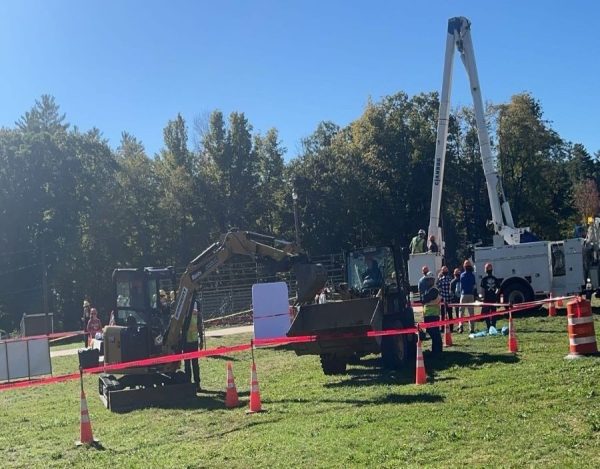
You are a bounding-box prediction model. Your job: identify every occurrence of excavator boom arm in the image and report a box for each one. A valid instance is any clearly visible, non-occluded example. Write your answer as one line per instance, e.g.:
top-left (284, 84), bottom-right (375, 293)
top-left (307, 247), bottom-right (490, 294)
top-left (163, 230), bottom-right (326, 352)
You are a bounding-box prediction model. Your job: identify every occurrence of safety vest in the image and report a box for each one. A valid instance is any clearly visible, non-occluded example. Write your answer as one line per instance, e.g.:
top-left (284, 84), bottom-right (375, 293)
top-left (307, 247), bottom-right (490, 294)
top-left (186, 310), bottom-right (198, 343)
top-left (423, 302), bottom-right (440, 317)
top-left (411, 236), bottom-right (426, 254)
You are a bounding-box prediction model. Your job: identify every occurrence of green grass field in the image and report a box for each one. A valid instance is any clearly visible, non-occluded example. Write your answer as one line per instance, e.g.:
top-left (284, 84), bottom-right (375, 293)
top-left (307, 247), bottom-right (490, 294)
top-left (1, 313), bottom-right (599, 468)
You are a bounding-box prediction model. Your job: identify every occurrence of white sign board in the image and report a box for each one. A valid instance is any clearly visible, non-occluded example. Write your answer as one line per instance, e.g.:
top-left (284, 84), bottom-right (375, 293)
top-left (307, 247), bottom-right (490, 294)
top-left (0, 337), bottom-right (51, 381)
top-left (252, 282), bottom-right (290, 340)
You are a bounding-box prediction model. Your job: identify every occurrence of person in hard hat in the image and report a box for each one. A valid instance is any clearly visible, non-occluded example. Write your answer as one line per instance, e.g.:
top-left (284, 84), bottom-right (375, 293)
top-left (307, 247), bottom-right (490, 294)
top-left (428, 235), bottom-right (439, 253)
top-left (459, 260), bottom-right (477, 334)
top-left (480, 262), bottom-right (501, 331)
top-left (86, 308), bottom-right (103, 347)
top-left (81, 299), bottom-right (91, 346)
top-left (183, 302), bottom-right (203, 392)
top-left (436, 266), bottom-right (453, 331)
top-left (418, 265), bottom-right (430, 303)
top-left (409, 229), bottom-right (427, 254)
top-left (422, 272), bottom-right (442, 355)
top-left (449, 268), bottom-right (462, 332)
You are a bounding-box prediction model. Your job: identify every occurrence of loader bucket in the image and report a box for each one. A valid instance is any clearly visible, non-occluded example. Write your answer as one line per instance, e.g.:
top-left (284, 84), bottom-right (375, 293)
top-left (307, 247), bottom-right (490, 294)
top-left (292, 262), bottom-right (327, 304)
top-left (286, 297), bottom-right (382, 356)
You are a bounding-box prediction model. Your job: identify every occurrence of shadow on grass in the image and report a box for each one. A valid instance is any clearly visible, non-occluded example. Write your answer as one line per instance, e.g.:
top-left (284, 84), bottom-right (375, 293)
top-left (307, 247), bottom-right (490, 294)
top-left (207, 418), bottom-right (283, 438)
top-left (109, 389), bottom-right (250, 414)
top-left (323, 350), bottom-right (519, 388)
top-left (265, 392), bottom-right (443, 407)
top-left (206, 354), bottom-right (239, 361)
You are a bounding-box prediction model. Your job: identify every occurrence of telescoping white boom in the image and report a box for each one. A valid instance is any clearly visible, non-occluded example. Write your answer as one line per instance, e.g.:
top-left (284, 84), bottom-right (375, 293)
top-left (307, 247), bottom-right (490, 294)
top-left (428, 16), bottom-right (531, 253)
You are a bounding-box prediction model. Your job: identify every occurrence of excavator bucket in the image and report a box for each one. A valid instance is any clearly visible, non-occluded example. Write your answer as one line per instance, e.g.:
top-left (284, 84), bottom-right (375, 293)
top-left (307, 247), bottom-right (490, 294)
top-left (292, 263), bottom-right (327, 303)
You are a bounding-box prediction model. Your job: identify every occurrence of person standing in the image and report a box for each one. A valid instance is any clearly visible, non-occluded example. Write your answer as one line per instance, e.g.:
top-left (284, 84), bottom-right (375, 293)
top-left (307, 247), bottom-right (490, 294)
top-left (418, 266), bottom-right (430, 303)
top-left (449, 268), bottom-right (462, 332)
top-left (183, 303), bottom-right (202, 392)
top-left (82, 300), bottom-right (91, 346)
top-left (437, 266), bottom-right (453, 332)
top-left (410, 229), bottom-right (427, 254)
top-left (459, 260), bottom-right (477, 334)
top-left (428, 235), bottom-right (439, 253)
top-left (422, 272), bottom-right (442, 355)
top-left (480, 263), bottom-right (501, 331)
top-left (86, 308), bottom-right (103, 347)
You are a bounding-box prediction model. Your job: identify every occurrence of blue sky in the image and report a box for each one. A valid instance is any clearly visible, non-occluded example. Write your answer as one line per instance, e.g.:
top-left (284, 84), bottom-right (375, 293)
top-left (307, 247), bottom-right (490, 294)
top-left (1, 0), bottom-right (599, 158)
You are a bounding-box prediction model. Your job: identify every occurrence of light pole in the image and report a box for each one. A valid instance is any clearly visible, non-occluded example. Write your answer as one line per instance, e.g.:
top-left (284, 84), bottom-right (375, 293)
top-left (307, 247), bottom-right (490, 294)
top-left (292, 189), bottom-right (300, 247)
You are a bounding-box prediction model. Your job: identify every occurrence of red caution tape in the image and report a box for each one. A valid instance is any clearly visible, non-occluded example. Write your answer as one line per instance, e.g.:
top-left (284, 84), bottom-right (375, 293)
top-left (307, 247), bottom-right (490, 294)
top-left (0, 295), bottom-right (576, 392)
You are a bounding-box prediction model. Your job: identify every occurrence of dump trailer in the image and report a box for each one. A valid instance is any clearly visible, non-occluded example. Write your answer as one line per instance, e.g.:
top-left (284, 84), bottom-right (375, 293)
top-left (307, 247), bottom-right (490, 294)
top-left (287, 246), bottom-right (417, 375)
top-left (92, 230), bottom-right (326, 411)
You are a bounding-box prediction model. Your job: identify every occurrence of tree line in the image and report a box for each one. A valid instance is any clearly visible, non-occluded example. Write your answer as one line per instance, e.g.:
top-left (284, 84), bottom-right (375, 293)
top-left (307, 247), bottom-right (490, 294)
top-left (0, 92), bottom-right (598, 332)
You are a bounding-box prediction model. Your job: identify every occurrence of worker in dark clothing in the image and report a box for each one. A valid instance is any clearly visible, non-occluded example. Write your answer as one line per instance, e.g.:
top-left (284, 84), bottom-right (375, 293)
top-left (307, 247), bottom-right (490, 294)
top-left (82, 300), bottom-right (91, 346)
top-left (183, 303), bottom-right (202, 392)
top-left (428, 235), bottom-right (439, 253)
top-left (437, 266), bottom-right (453, 331)
top-left (459, 260), bottom-right (477, 333)
top-left (361, 258), bottom-right (383, 288)
top-left (480, 262), bottom-right (501, 330)
top-left (449, 268), bottom-right (461, 332)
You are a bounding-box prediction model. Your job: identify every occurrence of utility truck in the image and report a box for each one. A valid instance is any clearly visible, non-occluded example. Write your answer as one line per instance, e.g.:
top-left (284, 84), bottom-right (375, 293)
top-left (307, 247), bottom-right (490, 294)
top-left (409, 16), bottom-right (599, 303)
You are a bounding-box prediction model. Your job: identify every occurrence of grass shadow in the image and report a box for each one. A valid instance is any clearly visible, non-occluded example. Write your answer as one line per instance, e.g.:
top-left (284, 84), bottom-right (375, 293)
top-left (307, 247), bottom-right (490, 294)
top-left (323, 350), bottom-right (518, 388)
top-left (206, 418), bottom-right (283, 438)
top-left (265, 392), bottom-right (444, 407)
top-left (109, 388), bottom-right (248, 414)
top-left (206, 354), bottom-right (239, 361)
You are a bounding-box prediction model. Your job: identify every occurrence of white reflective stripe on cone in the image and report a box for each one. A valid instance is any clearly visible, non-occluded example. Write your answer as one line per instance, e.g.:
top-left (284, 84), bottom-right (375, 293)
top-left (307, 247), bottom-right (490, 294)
top-left (569, 336), bottom-right (597, 346)
top-left (568, 316), bottom-right (594, 326)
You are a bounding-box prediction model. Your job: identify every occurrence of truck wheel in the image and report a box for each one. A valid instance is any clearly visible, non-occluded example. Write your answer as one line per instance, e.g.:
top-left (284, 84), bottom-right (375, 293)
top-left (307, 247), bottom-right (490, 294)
top-left (502, 282), bottom-right (536, 312)
top-left (381, 320), bottom-right (411, 369)
top-left (319, 354), bottom-right (347, 375)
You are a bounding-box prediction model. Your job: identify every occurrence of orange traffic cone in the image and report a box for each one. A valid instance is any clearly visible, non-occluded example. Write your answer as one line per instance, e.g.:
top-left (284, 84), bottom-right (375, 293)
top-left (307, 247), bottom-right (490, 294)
top-left (444, 323), bottom-right (453, 347)
top-left (246, 361), bottom-right (265, 414)
top-left (225, 362), bottom-right (239, 409)
top-left (548, 293), bottom-right (556, 317)
top-left (75, 372), bottom-right (99, 447)
top-left (415, 334), bottom-right (427, 385)
top-left (508, 313), bottom-right (518, 353)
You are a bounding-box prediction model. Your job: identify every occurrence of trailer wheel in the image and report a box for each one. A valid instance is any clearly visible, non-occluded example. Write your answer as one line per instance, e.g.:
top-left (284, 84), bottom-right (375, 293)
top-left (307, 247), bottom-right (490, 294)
top-left (319, 354), bottom-right (347, 375)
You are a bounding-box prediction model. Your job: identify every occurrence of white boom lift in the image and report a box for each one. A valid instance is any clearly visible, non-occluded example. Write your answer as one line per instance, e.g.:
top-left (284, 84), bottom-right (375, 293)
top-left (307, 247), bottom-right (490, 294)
top-left (427, 16), bottom-right (530, 250)
top-left (409, 16), bottom-right (599, 302)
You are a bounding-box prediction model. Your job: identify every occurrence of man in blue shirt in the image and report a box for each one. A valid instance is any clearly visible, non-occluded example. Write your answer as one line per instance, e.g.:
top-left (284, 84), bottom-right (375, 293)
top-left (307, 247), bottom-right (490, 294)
top-left (459, 259), bottom-right (476, 334)
top-left (418, 265), bottom-right (430, 303)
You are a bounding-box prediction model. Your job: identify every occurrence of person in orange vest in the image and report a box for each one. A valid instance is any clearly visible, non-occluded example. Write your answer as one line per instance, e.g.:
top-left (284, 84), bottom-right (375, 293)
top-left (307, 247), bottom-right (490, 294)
top-left (183, 302), bottom-right (202, 392)
top-left (86, 308), bottom-right (103, 347)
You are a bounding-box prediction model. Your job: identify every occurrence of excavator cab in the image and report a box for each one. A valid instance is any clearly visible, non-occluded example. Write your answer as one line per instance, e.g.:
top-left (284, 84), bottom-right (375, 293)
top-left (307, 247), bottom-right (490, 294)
top-left (112, 267), bottom-right (176, 333)
top-left (106, 267), bottom-right (177, 363)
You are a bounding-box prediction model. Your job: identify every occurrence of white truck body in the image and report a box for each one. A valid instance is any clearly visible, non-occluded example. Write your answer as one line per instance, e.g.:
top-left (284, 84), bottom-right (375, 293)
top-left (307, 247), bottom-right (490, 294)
top-left (408, 253), bottom-right (442, 291)
top-left (413, 17), bottom-right (599, 300)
